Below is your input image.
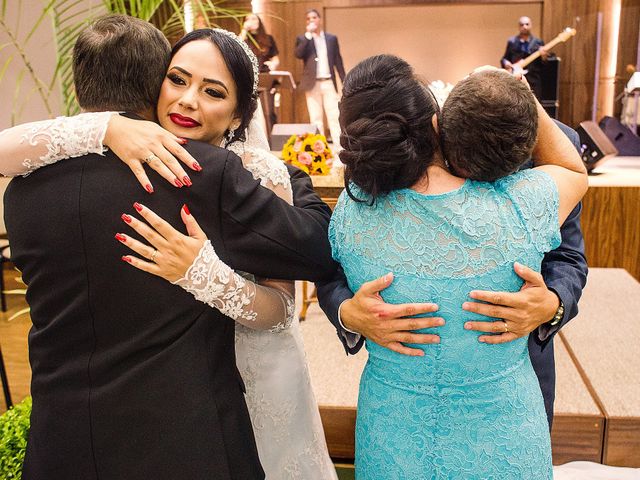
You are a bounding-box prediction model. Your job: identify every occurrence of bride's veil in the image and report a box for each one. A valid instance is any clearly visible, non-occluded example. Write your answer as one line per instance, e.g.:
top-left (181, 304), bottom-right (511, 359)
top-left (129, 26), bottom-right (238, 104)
top-left (243, 101), bottom-right (271, 152)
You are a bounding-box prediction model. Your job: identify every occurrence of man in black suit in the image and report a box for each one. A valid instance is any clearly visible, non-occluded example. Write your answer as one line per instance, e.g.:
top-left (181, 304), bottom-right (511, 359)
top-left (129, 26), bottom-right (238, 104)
top-left (5, 15), bottom-right (335, 480)
top-left (294, 9), bottom-right (345, 144)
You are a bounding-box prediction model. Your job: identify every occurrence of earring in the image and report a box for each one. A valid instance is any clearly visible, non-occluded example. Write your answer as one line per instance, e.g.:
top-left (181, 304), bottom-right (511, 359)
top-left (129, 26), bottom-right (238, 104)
top-left (226, 129), bottom-right (235, 144)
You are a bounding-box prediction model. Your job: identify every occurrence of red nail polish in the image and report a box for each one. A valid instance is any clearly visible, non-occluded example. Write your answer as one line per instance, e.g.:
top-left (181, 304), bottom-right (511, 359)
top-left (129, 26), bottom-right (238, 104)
top-left (174, 178), bottom-right (184, 188)
top-left (192, 162), bottom-right (202, 172)
top-left (115, 233), bottom-right (126, 242)
top-left (178, 137), bottom-right (188, 145)
top-left (122, 213), bottom-right (132, 223)
top-left (182, 176), bottom-right (192, 187)
top-left (133, 202), bottom-right (143, 212)
top-left (183, 204), bottom-right (191, 216)
top-left (121, 256), bottom-right (132, 263)
top-left (145, 183), bottom-right (154, 194)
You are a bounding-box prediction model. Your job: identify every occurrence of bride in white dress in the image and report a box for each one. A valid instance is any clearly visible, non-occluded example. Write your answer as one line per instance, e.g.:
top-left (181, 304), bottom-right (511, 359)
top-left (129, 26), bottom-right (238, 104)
top-left (0, 28), bottom-right (337, 480)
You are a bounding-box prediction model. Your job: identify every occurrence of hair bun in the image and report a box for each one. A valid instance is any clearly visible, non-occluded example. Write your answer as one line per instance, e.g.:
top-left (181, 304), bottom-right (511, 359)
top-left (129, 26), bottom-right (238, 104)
top-left (340, 112), bottom-right (419, 198)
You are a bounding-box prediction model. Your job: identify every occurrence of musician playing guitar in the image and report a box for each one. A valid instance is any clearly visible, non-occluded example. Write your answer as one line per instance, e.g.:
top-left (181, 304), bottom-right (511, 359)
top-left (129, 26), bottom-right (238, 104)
top-left (501, 16), bottom-right (549, 99)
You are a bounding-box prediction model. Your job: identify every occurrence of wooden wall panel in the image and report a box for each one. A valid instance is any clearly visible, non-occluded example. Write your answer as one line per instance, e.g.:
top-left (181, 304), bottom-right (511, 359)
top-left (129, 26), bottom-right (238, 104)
top-left (580, 185), bottom-right (640, 281)
top-left (614, 0), bottom-right (640, 118)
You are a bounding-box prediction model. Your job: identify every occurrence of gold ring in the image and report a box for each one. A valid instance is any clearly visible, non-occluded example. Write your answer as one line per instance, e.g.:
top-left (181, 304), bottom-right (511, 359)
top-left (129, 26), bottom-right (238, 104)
top-left (150, 249), bottom-right (158, 263)
top-left (502, 321), bottom-right (509, 333)
top-left (144, 154), bottom-right (158, 164)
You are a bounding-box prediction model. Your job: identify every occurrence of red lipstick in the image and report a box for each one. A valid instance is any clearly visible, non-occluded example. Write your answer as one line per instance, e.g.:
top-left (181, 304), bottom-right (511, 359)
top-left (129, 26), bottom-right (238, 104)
top-left (169, 113), bottom-right (201, 128)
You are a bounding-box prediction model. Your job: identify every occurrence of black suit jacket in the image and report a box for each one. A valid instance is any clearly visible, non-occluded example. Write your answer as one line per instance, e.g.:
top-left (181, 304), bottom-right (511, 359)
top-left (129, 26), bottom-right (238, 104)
top-left (5, 140), bottom-right (336, 480)
top-left (294, 32), bottom-right (345, 92)
top-left (317, 121), bottom-right (588, 429)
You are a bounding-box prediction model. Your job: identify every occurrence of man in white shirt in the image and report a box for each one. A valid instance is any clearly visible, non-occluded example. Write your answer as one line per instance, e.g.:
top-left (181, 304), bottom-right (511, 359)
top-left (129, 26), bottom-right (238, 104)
top-left (294, 9), bottom-right (346, 146)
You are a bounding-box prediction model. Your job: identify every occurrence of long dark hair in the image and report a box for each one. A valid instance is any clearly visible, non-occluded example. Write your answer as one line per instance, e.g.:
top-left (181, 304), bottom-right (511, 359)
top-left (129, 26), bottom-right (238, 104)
top-left (171, 29), bottom-right (257, 145)
top-left (339, 54), bottom-right (440, 203)
top-left (245, 14), bottom-right (273, 53)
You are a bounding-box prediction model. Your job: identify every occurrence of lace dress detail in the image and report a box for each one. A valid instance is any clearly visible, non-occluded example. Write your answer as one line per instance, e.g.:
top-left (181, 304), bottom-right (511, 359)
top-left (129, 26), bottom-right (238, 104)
top-left (329, 169), bottom-right (559, 479)
top-left (0, 112), bottom-right (113, 177)
top-left (172, 241), bottom-right (294, 330)
top-left (231, 143), bottom-right (337, 480)
top-left (228, 141), bottom-right (292, 191)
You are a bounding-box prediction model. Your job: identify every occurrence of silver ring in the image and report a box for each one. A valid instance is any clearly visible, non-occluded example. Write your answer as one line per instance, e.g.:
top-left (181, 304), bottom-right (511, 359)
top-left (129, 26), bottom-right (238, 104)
top-left (150, 249), bottom-right (158, 263)
top-left (143, 154), bottom-right (159, 164)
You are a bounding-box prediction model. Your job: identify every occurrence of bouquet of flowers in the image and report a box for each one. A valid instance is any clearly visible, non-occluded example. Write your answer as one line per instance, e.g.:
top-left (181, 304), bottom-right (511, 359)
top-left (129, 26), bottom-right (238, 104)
top-left (281, 133), bottom-right (333, 175)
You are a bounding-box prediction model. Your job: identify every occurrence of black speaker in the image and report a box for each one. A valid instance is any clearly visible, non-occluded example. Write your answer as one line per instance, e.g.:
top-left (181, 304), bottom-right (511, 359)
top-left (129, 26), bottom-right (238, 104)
top-left (599, 116), bottom-right (640, 156)
top-left (576, 121), bottom-right (618, 171)
top-left (270, 123), bottom-right (319, 151)
top-left (541, 100), bottom-right (559, 119)
top-left (540, 57), bottom-right (560, 102)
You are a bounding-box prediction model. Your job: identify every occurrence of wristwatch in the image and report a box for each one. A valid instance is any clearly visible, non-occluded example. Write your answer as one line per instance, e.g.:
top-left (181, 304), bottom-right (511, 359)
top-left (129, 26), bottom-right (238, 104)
top-left (549, 300), bottom-right (565, 326)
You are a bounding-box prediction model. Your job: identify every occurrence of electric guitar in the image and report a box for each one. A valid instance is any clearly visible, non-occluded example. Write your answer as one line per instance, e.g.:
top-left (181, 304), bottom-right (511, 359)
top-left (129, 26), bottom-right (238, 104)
top-left (511, 27), bottom-right (577, 76)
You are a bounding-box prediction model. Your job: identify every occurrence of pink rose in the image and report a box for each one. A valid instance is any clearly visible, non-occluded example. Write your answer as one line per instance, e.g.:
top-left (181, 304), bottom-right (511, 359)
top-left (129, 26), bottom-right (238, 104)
top-left (312, 140), bottom-right (325, 154)
top-left (298, 152), bottom-right (313, 165)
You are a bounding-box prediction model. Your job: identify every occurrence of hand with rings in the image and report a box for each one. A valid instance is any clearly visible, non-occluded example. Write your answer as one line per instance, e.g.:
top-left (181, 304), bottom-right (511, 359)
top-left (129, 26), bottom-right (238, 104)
top-left (462, 262), bottom-right (561, 344)
top-left (117, 202), bottom-right (208, 283)
top-left (103, 114), bottom-right (203, 194)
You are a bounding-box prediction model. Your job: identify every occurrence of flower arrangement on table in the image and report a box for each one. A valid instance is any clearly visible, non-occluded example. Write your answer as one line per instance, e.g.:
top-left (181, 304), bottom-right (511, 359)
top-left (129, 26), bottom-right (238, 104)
top-left (281, 133), bottom-right (333, 175)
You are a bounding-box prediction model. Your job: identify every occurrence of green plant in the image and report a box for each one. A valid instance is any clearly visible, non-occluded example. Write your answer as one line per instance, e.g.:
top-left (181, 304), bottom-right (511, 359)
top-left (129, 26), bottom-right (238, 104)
top-left (0, 0), bottom-right (248, 124)
top-left (0, 396), bottom-right (32, 479)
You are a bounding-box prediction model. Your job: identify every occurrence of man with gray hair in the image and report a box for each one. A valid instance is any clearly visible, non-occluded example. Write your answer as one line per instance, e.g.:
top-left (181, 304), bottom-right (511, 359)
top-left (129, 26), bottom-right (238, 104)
top-left (5, 14), bottom-right (334, 479)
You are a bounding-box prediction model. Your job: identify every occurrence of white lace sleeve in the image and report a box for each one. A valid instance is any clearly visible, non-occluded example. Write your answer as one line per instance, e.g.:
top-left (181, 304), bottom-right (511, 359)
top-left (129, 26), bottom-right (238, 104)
top-left (228, 143), bottom-right (292, 198)
top-left (0, 112), bottom-right (114, 177)
top-left (173, 240), bottom-right (295, 331)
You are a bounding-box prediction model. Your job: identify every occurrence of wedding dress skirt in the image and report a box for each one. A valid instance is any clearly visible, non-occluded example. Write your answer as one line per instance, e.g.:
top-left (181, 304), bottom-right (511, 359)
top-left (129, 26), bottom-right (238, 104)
top-left (236, 319), bottom-right (338, 479)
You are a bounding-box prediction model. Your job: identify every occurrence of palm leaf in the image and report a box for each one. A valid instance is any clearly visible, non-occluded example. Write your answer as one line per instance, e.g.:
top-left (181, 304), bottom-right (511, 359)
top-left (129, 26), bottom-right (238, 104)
top-left (7, 307), bottom-right (31, 322)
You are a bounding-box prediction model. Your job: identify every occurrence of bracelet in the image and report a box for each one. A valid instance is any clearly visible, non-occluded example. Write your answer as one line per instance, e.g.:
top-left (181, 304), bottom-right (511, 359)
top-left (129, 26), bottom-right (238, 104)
top-left (549, 300), bottom-right (565, 326)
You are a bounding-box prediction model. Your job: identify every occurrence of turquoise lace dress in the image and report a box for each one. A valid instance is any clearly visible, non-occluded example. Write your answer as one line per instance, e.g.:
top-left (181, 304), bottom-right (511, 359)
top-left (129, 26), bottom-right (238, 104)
top-left (329, 170), bottom-right (560, 479)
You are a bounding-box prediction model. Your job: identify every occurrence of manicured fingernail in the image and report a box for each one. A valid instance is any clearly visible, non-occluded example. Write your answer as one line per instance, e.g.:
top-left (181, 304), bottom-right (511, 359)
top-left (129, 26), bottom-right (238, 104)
top-left (121, 256), bottom-right (132, 263)
top-left (145, 184), bottom-right (154, 194)
top-left (121, 213), bottom-right (132, 223)
top-left (469, 291), bottom-right (478, 298)
top-left (174, 178), bottom-right (184, 188)
top-left (462, 303), bottom-right (470, 310)
top-left (182, 176), bottom-right (192, 187)
top-left (478, 337), bottom-right (486, 343)
top-left (183, 204), bottom-right (191, 215)
top-left (464, 323), bottom-right (472, 330)
top-left (133, 202), bottom-right (143, 212)
top-left (115, 233), bottom-right (126, 242)
top-left (514, 262), bottom-right (523, 271)
top-left (436, 319), bottom-right (445, 326)
top-left (178, 137), bottom-right (188, 145)
top-left (192, 162), bottom-right (202, 171)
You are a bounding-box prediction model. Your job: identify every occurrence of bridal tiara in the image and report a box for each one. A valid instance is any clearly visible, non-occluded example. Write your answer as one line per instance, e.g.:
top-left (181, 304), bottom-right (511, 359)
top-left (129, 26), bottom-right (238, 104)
top-left (212, 28), bottom-right (260, 95)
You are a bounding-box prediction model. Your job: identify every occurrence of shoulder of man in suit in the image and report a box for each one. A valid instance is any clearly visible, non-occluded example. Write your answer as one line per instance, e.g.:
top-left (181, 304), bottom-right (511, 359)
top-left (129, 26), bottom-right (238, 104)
top-left (182, 140), bottom-right (233, 171)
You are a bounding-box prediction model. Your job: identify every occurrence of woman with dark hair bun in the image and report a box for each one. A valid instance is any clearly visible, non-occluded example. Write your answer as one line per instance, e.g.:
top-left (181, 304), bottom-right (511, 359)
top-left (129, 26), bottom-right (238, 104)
top-left (330, 56), bottom-right (588, 478)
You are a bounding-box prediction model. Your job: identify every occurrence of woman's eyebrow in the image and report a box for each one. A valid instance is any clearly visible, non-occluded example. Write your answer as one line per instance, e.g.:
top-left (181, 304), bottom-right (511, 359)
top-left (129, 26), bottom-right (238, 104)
top-left (170, 66), bottom-right (229, 94)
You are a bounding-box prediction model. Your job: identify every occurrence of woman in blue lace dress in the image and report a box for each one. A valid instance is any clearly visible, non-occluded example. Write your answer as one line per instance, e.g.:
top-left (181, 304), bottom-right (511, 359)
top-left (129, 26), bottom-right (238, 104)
top-left (329, 57), bottom-right (588, 479)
